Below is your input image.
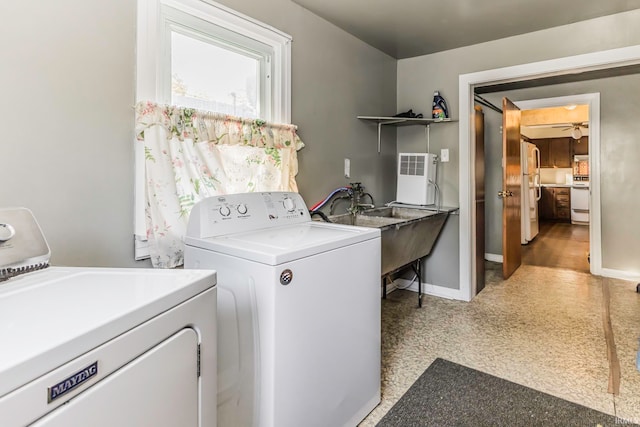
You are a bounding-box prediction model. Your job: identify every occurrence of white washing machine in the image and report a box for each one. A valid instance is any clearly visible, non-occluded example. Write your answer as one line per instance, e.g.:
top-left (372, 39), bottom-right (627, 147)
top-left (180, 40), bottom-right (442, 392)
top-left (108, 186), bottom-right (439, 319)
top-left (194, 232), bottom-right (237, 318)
top-left (0, 208), bottom-right (217, 427)
top-left (184, 192), bottom-right (381, 427)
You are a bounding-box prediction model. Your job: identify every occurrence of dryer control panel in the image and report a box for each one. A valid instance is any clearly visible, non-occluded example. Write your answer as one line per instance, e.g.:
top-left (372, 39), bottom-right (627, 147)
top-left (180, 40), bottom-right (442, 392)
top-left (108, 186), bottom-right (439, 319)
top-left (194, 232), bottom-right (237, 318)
top-left (186, 192), bottom-right (311, 238)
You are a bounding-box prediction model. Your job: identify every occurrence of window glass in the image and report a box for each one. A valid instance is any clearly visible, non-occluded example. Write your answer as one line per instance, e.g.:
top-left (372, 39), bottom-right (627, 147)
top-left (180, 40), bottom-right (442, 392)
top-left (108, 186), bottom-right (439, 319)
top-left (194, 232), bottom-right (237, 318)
top-left (170, 30), bottom-right (261, 117)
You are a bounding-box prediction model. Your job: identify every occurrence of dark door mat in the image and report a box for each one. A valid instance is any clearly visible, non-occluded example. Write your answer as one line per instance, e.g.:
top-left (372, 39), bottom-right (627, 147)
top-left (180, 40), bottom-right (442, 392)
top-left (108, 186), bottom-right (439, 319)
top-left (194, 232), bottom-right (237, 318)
top-left (376, 358), bottom-right (637, 427)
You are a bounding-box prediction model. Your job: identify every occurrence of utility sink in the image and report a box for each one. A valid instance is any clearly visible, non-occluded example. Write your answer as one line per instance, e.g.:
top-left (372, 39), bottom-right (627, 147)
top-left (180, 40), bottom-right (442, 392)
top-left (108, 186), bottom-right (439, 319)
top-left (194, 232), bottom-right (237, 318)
top-left (328, 213), bottom-right (405, 228)
top-left (361, 206), bottom-right (438, 221)
top-left (327, 206), bottom-right (449, 276)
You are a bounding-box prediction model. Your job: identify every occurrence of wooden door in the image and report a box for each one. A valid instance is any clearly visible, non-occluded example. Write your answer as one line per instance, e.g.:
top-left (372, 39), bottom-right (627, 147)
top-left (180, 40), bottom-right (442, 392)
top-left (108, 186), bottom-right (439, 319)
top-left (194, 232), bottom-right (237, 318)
top-left (501, 98), bottom-right (522, 279)
top-left (475, 106), bottom-right (485, 294)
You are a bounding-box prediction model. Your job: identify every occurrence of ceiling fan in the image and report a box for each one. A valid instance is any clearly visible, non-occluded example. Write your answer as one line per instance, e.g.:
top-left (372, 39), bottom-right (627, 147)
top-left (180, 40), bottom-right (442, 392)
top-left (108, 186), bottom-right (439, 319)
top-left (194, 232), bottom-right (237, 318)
top-left (553, 122), bottom-right (589, 140)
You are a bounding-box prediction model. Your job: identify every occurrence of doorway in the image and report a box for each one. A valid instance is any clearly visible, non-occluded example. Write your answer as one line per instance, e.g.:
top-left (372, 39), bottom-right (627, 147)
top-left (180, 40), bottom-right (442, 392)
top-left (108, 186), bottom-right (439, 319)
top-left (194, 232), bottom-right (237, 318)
top-left (458, 46), bottom-right (640, 301)
top-left (515, 94), bottom-right (597, 275)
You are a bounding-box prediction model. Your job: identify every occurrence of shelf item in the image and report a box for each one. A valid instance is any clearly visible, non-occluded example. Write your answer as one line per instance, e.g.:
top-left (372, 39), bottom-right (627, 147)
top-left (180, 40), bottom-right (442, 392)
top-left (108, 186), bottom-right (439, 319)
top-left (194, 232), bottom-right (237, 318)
top-left (357, 116), bottom-right (455, 153)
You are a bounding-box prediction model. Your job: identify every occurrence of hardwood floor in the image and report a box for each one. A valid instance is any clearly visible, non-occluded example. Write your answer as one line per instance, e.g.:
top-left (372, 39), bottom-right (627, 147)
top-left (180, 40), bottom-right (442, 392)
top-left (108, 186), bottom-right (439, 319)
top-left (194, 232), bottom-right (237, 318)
top-left (522, 221), bottom-right (590, 273)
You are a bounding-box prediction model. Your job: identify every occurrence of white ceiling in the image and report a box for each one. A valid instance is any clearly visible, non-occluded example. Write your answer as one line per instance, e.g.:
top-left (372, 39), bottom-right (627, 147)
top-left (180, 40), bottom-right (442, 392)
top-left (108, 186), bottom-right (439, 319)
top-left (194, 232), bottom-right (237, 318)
top-left (292, 0), bottom-right (640, 59)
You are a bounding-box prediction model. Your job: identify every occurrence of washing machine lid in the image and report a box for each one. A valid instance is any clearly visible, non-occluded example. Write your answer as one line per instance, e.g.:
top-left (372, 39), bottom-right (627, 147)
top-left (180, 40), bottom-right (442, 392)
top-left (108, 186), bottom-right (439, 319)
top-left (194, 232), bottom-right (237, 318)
top-left (0, 267), bottom-right (215, 398)
top-left (185, 221), bottom-right (380, 265)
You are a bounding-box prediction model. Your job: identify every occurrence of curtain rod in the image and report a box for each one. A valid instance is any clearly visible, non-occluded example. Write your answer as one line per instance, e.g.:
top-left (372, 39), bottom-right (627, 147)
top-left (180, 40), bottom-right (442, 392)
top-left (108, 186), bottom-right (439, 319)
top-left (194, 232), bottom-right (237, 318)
top-left (474, 94), bottom-right (502, 114)
top-left (135, 101), bottom-right (298, 131)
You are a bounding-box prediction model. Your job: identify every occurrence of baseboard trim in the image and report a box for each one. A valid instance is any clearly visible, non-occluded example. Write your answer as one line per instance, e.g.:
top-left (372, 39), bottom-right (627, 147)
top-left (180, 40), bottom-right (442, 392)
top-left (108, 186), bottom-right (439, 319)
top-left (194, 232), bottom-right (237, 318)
top-left (485, 253), bottom-right (503, 263)
top-left (390, 278), bottom-right (463, 300)
top-left (480, 255), bottom-right (639, 282)
top-left (600, 268), bottom-right (640, 282)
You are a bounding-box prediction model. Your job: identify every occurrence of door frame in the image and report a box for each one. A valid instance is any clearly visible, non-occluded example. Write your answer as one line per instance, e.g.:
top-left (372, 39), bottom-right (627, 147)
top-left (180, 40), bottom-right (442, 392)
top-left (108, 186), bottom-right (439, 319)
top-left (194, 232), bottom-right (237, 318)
top-left (514, 93), bottom-right (600, 279)
top-left (458, 45), bottom-right (640, 302)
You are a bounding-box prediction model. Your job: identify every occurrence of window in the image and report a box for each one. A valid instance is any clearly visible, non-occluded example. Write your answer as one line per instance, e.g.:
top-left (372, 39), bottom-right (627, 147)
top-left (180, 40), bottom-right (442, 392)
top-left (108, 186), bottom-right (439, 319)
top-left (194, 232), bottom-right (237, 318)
top-left (135, 0), bottom-right (292, 259)
top-left (170, 31), bottom-right (263, 117)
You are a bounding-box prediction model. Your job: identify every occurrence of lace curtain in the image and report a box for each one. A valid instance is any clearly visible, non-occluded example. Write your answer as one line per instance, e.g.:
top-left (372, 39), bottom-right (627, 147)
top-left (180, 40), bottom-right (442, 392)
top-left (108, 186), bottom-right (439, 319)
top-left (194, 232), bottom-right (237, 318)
top-left (135, 101), bottom-right (305, 268)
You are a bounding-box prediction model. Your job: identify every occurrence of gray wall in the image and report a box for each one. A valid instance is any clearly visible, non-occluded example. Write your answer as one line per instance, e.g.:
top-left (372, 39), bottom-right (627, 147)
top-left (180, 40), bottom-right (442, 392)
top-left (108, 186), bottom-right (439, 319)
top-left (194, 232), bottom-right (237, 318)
top-left (397, 10), bottom-right (640, 286)
top-left (1, 0), bottom-right (396, 267)
top-left (481, 73), bottom-right (640, 273)
top-left (1, 0), bottom-right (137, 267)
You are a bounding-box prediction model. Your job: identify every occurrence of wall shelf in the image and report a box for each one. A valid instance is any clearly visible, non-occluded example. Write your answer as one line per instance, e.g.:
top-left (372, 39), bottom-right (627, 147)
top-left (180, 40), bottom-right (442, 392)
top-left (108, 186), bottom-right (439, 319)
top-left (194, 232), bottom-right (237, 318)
top-left (357, 116), bottom-right (456, 153)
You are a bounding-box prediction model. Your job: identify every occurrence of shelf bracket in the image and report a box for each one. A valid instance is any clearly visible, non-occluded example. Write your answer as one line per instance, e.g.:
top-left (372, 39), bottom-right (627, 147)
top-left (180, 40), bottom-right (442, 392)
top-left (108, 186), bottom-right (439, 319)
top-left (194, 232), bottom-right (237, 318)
top-left (375, 119), bottom-right (404, 154)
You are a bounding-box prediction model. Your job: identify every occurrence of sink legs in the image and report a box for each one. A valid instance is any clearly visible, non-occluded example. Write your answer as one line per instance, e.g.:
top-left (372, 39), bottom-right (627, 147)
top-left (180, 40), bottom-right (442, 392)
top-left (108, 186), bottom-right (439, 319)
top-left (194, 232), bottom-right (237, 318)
top-left (410, 259), bottom-right (423, 308)
top-left (381, 257), bottom-right (425, 308)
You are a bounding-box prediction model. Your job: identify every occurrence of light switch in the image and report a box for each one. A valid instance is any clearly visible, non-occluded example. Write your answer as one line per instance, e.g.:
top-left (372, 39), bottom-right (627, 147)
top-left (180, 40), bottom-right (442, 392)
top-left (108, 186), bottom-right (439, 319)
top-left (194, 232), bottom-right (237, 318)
top-left (344, 158), bottom-right (351, 178)
top-left (440, 149), bottom-right (449, 162)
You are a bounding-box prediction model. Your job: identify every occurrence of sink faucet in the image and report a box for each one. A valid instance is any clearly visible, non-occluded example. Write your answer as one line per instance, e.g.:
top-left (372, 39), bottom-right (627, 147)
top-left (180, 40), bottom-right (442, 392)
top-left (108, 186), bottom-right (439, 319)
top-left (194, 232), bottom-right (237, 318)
top-left (348, 182), bottom-right (375, 215)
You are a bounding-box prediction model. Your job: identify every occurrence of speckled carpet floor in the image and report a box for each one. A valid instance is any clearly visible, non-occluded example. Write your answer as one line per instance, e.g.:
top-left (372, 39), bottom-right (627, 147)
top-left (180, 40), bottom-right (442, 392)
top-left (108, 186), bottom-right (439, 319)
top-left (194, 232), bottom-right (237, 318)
top-left (359, 263), bottom-right (640, 426)
top-left (376, 358), bottom-right (634, 427)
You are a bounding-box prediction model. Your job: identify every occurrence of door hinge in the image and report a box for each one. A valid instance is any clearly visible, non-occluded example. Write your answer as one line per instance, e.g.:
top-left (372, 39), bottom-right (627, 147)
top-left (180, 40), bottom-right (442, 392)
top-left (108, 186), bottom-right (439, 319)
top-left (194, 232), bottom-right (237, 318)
top-left (197, 343), bottom-right (201, 378)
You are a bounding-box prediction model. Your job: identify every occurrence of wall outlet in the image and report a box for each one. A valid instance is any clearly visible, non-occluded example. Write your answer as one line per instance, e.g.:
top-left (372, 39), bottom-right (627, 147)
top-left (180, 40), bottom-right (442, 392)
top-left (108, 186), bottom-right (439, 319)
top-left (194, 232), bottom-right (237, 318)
top-left (440, 149), bottom-right (449, 162)
top-left (344, 158), bottom-right (351, 178)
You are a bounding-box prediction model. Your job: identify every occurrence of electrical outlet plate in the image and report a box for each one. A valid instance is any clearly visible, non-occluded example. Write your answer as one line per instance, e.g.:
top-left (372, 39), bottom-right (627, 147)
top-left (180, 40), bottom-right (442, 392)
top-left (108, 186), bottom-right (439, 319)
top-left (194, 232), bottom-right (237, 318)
top-left (344, 158), bottom-right (351, 178)
top-left (440, 149), bottom-right (449, 162)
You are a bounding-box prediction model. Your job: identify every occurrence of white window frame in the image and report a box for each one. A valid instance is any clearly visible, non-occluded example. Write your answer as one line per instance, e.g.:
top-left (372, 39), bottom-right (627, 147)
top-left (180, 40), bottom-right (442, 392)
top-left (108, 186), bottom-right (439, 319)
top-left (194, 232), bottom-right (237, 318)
top-left (134, 0), bottom-right (292, 259)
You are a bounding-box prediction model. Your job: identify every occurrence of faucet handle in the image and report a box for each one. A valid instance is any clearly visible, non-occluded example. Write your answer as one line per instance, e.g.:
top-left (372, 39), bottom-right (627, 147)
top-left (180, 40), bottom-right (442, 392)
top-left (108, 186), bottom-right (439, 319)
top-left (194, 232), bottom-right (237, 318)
top-left (349, 182), bottom-right (363, 193)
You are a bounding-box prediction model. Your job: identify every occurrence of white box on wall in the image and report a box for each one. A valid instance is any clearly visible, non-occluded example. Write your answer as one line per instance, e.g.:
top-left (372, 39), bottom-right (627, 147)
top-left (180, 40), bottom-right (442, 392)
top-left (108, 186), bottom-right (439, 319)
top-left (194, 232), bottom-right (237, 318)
top-left (396, 153), bottom-right (437, 205)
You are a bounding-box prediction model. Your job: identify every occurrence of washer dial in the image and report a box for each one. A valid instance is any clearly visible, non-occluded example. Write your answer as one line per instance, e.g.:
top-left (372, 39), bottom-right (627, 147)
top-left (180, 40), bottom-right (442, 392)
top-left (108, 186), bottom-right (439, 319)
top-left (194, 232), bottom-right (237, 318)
top-left (283, 197), bottom-right (296, 212)
top-left (0, 223), bottom-right (16, 242)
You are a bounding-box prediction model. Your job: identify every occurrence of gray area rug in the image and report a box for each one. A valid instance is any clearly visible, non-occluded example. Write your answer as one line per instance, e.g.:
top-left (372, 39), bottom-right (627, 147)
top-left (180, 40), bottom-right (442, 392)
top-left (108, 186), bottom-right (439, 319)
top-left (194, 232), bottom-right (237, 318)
top-left (376, 358), bottom-right (637, 427)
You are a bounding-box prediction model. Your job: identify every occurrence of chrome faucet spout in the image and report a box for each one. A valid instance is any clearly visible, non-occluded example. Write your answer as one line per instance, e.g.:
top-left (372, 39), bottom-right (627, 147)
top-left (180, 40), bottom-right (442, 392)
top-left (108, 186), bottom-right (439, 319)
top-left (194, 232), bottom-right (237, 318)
top-left (346, 182), bottom-right (375, 215)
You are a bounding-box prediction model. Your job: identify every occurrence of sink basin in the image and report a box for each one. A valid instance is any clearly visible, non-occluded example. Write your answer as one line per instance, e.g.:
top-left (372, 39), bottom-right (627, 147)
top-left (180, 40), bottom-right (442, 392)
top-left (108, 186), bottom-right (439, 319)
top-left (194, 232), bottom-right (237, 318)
top-left (327, 207), bottom-right (449, 276)
top-left (328, 213), bottom-right (405, 228)
top-left (360, 206), bottom-right (438, 221)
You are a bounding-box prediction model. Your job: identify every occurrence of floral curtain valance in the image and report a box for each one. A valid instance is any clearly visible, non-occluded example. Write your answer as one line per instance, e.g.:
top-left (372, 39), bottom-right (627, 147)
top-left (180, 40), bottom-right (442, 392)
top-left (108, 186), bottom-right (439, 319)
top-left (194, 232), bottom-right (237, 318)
top-left (135, 101), bottom-right (305, 268)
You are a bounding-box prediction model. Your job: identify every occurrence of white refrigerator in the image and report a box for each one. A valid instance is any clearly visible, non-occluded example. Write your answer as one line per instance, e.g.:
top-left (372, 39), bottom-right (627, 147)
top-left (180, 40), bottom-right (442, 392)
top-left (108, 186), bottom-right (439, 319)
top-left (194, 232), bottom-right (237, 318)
top-left (521, 141), bottom-right (541, 244)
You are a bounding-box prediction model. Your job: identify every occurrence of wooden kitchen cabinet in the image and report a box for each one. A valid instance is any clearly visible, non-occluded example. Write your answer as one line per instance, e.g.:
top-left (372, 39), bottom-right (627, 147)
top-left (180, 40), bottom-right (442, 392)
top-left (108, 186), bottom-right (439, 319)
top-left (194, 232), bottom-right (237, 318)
top-left (555, 187), bottom-right (570, 220)
top-left (539, 187), bottom-right (555, 219)
top-left (549, 138), bottom-right (572, 168)
top-left (533, 139), bottom-right (550, 167)
top-left (572, 136), bottom-right (589, 155)
top-left (532, 138), bottom-right (572, 168)
top-left (539, 186), bottom-right (571, 222)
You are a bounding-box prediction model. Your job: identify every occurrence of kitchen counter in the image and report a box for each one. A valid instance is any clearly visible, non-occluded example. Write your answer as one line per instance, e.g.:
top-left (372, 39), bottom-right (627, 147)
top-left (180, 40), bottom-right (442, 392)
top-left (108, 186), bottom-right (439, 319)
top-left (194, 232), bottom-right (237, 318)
top-left (541, 183), bottom-right (572, 188)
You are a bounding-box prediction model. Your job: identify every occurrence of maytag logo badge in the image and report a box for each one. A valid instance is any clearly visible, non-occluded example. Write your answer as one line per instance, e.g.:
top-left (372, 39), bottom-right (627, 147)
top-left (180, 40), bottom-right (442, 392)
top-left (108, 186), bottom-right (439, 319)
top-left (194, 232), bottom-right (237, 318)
top-left (48, 361), bottom-right (98, 403)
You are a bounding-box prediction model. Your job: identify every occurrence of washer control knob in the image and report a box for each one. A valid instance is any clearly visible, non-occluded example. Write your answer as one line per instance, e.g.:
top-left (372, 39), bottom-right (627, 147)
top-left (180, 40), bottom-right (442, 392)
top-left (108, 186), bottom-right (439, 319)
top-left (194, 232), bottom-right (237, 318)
top-left (283, 197), bottom-right (296, 212)
top-left (237, 204), bottom-right (248, 215)
top-left (219, 206), bottom-right (231, 217)
top-left (0, 223), bottom-right (16, 242)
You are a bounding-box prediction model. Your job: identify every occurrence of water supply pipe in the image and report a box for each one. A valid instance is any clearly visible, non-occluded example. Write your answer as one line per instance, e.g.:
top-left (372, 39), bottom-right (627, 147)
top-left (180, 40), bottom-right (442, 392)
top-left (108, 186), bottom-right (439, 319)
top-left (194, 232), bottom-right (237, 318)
top-left (310, 187), bottom-right (351, 212)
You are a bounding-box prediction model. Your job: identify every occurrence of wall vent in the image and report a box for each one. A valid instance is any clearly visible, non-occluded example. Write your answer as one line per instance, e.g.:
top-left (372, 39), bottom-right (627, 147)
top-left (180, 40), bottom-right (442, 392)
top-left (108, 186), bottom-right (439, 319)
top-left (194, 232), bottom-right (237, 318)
top-left (399, 154), bottom-right (426, 176)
